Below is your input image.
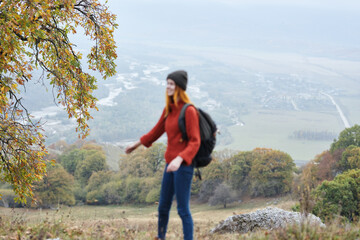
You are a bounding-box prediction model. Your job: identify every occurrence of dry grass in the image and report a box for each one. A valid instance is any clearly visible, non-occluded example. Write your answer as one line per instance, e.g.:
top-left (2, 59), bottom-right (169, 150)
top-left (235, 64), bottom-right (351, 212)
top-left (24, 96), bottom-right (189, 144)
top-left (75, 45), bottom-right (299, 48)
top-left (2, 196), bottom-right (357, 239)
top-left (0, 203), bottom-right (244, 239)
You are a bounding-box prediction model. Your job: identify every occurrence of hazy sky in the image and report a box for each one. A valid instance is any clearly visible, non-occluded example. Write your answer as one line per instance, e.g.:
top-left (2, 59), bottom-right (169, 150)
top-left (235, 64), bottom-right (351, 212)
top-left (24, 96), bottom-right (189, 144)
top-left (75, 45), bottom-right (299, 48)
top-left (103, 0), bottom-right (360, 57)
top-left (108, 0), bottom-right (360, 10)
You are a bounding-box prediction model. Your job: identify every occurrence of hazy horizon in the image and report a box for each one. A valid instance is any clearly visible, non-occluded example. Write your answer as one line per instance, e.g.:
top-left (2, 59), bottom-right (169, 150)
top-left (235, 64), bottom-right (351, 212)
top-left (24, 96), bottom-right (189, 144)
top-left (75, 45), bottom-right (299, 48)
top-left (105, 0), bottom-right (360, 57)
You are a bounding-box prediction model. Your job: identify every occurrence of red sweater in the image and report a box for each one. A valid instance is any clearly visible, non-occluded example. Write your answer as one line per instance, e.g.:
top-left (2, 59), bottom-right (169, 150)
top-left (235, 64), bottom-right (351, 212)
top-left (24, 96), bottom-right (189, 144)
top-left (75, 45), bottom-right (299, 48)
top-left (140, 101), bottom-right (201, 166)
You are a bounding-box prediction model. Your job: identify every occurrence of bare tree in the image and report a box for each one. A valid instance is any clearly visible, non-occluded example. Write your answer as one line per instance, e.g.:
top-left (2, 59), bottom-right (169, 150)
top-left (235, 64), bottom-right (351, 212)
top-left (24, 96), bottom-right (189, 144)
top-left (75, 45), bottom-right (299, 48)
top-left (209, 183), bottom-right (237, 208)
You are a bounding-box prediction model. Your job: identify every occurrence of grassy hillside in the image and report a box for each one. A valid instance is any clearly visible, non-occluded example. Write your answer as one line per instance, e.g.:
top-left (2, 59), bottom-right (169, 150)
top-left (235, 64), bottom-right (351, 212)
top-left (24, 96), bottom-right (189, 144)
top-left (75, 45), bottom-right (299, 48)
top-left (2, 196), bottom-right (360, 239)
top-left (0, 196), bottom-right (296, 239)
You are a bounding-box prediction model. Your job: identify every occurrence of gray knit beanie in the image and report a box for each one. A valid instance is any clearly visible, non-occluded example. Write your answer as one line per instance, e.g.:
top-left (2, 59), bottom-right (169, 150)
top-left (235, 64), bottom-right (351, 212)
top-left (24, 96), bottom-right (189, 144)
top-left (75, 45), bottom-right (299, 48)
top-left (167, 70), bottom-right (188, 91)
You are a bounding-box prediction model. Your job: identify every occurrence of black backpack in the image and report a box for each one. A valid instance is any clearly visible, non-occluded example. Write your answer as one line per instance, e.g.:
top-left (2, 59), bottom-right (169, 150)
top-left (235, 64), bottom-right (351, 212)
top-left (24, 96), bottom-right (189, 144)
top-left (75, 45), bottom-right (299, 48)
top-left (178, 103), bottom-right (217, 180)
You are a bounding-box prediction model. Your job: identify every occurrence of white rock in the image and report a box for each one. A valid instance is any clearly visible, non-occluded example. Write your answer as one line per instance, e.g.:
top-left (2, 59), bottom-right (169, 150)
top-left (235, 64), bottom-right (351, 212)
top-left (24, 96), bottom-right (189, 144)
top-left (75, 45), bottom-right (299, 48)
top-left (211, 207), bottom-right (325, 234)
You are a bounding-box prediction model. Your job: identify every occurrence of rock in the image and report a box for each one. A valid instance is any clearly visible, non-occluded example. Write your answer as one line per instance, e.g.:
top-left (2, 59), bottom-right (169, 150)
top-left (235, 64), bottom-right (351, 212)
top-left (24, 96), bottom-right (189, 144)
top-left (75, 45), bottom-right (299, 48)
top-left (210, 207), bottom-right (325, 234)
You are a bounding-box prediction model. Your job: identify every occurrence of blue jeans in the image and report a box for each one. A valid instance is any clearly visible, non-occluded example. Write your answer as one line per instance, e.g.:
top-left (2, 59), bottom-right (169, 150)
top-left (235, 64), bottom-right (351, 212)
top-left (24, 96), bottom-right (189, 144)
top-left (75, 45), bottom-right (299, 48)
top-left (158, 164), bottom-right (194, 240)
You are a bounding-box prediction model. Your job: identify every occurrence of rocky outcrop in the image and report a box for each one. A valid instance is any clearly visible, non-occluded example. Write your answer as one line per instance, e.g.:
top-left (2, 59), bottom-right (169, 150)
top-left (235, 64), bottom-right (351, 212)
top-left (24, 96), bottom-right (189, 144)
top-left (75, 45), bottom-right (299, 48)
top-left (211, 207), bottom-right (325, 234)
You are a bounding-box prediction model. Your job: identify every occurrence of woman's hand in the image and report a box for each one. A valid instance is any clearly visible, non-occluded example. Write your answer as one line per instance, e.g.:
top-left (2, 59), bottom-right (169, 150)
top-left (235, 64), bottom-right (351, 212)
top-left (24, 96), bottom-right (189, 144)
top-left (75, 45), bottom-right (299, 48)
top-left (125, 141), bottom-right (141, 154)
top-left (166, 156), bottom-right (184, 172)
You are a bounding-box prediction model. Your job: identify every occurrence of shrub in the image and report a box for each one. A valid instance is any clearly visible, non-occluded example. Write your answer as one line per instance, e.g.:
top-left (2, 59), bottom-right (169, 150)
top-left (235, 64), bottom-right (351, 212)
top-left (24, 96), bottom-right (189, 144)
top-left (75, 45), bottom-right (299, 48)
top-left (33, 164), bottom-right (76, 208)
top-left (339, 145), bottom-right (360, 172)
top-left (249, 149), bottom-right (295, 197)
top-left (312, 169), bottom-right (360, 221)
top-left (86, 190), bottom-right (106, 205)
top-left (146, 188), bottom-right (160, 203)
top-left (102, 181), bottom-right (125, 204)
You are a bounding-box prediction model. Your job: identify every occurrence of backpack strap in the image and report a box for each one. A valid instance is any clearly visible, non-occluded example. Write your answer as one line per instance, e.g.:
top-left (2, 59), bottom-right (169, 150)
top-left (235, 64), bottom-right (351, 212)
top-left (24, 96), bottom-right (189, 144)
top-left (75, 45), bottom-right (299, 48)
top-left (178, 103), bottom-right (192, 141)
top-left (195, 168), bottom-right (202, 180)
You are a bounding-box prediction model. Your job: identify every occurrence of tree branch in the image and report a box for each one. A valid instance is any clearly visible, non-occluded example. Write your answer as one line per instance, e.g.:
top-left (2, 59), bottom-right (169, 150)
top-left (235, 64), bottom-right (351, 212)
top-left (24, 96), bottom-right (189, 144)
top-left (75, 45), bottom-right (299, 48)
top-left (0, 152), bottom-right (13, 180)
top-left (12, 30), bottom-right (28, 41)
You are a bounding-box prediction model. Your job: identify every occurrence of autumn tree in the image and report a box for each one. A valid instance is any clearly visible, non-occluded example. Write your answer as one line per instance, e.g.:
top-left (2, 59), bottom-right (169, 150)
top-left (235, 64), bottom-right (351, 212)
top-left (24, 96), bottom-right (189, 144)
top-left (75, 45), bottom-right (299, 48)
top-left (226, 151), bottom-right (257, 194)
top-left (298, 150), bottom-right (339, 194)
top-left (200, 158), bottom-right (225, 181)
top-left (297, 131), bottom-right (360, 215)
top-left (33, 163), bottom-right (76, 208)
top-left (313, 150), bottom-right (338, 181)
top-left (0, 0), bottom-right (117, 202)
top-left (249, 148), bottom-right (295, 197)
top-left (296, 161), bottom-right (319, 214)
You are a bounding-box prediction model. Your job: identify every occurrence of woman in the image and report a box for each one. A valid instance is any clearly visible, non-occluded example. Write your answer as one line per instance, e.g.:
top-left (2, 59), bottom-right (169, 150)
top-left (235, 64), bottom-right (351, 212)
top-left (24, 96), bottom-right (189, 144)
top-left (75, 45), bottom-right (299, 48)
top-left (125, 70), bottom-right (200, 240)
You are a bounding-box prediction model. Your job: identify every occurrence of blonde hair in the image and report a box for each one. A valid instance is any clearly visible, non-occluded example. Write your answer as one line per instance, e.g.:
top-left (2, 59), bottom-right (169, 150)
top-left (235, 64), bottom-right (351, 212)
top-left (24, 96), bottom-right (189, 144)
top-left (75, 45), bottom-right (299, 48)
top-left (165, 86), bottom-right (192, 117)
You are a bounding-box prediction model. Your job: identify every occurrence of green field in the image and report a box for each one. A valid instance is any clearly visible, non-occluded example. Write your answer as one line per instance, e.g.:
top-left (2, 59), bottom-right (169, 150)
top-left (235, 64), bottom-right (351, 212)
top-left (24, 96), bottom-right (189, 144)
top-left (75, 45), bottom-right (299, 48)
top-left (208, 50), bottom-right (360, 166)
top-left (222, 109), bottom-right (345, 165)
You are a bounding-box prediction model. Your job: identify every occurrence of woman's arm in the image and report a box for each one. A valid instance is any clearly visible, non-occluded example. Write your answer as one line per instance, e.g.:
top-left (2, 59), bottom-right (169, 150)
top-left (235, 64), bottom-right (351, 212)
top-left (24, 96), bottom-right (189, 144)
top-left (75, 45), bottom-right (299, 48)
top-left (125, 140), bottom-right (142, 154)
